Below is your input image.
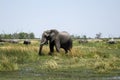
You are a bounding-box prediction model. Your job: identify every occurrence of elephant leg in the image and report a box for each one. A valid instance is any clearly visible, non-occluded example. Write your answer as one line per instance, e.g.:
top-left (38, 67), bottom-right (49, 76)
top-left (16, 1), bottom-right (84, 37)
top-left (55, 41), bottom-right (60, 52)
top-left (64, 49), bottom-right (68, 54)
top-left (49, 42), bottom-right (54, 54)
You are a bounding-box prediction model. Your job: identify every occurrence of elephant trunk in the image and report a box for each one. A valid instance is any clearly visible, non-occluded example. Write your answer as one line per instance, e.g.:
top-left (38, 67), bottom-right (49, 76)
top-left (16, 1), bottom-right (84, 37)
top-left (38, 41), bottom-right (45, 55)
top-left (40, 42), bottom-right (45, 46)
top-left (39, 39), bottom-right (48, 55)
top-left (40, 38), bottom-right (48, 45)
top-left (39, 45), bottom-right (43, 55)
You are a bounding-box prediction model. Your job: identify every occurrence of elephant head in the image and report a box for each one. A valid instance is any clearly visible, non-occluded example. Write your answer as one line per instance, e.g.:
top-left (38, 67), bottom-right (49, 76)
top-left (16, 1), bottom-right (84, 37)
top-left (39, 29), bottom-right (59, 55)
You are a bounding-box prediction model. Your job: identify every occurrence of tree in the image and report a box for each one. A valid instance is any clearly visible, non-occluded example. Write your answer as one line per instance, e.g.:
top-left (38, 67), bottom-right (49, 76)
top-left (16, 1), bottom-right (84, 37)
top-left (19, 32), bottom-right (25, 39)
top-left (29, 32), bottom-right (35, 39)
top-left (82, 35), bottom-right (87, 39)
top-left (0, 32), bottom-right (35, 39)
top-left (12, 33), bottom-right (19, 39)
top-left (95, 32), bottom-right (102, 39)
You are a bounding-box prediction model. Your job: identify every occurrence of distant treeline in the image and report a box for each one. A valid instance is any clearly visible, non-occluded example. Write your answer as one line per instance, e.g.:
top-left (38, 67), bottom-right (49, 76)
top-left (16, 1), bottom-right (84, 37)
top-left (0, 32), bottom-right (35, 39)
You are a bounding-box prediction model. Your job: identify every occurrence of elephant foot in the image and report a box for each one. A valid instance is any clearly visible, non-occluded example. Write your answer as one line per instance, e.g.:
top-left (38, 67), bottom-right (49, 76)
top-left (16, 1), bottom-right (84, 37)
top-left (39, 53), bottom-right (43, 56)
top-left (39, 53), bottom-right (42, 56)
top-left (39, 52), bottom-right (45, 56)
top-left (48, 52), bottom-right (53, 56)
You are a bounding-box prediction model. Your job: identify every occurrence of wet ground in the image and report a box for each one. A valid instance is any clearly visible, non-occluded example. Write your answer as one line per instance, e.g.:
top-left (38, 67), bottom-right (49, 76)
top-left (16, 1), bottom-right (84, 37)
top-left (0, 67), bottom-right (120, 80)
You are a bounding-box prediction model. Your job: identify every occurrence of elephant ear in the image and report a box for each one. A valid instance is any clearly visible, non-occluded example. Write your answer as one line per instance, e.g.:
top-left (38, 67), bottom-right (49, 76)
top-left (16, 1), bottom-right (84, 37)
top-left (44, 30), bottom-right (51, 37)
top-left (50, 29), bottom-right (59, 42)
top-left (44, 32), bottom-right (49, 37)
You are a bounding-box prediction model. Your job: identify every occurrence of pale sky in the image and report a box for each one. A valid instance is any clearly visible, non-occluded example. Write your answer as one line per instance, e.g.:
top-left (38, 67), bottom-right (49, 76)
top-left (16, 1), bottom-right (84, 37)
top-left (0, 0), bottom-right (120, 38)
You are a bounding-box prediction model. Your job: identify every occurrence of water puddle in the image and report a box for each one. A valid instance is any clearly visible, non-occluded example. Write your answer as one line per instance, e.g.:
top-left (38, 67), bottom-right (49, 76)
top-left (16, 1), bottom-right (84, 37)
top-left (106, 76), bottom-right (120, 80)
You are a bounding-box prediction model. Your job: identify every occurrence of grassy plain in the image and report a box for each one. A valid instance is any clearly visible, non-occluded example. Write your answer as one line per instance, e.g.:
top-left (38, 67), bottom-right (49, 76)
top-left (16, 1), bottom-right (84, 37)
top-left (0, 39), bottom-right (120, 80)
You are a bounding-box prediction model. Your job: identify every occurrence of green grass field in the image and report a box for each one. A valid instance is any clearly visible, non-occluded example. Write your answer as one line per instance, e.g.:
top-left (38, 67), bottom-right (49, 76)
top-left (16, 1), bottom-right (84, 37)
top-left (0, 39), bottom-right (120, 80)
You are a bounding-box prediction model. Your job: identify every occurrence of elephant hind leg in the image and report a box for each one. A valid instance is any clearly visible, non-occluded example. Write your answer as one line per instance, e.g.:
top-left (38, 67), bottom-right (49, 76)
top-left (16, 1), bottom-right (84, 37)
top-left (64, 49), bottom-right (68, 54)
top-left (65, 48), bottom-right (72, 54)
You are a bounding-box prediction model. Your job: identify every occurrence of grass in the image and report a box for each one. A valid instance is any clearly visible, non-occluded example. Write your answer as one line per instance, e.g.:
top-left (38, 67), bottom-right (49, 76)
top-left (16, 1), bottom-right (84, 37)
top-left (0, 39), bottom-right (120, 80)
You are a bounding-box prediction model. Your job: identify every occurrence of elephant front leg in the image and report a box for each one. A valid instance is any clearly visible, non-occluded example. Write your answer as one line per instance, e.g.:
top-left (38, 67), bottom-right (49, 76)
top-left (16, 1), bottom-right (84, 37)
top-left (49, 42), bottom-right (54, 55)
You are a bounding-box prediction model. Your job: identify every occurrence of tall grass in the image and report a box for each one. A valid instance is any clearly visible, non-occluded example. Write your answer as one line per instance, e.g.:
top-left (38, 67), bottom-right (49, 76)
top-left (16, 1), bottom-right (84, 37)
top-left (0, 54), bottom-right (18, 71)
top-left (0, 40), bottom-right (120, 73)
top-left (0, 43), bottom-right (39, 71)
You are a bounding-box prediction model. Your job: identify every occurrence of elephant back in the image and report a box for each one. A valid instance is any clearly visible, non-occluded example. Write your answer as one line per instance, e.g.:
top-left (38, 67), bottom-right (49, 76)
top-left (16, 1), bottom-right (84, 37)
top-left (59, 31), bottom-right (71, 43)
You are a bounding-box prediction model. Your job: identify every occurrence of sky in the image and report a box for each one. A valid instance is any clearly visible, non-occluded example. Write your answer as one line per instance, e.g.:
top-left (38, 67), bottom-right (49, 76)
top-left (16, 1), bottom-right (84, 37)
top-left (0, 0), bottom-right (120, 38)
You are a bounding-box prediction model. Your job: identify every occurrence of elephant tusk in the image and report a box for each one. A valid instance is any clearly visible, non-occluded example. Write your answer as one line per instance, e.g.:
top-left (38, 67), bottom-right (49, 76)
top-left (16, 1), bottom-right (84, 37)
top-left (40, 42), bottom-right (44, 46)
top-left (40, 40), bottom-right (48, 46)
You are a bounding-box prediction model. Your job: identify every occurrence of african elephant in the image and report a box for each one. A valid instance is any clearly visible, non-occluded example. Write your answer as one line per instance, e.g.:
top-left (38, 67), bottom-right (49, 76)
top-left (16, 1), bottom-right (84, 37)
top-left (23, 40), bottom-right (31, 45)
top-left (39, 29), bottom-right (72, 55)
